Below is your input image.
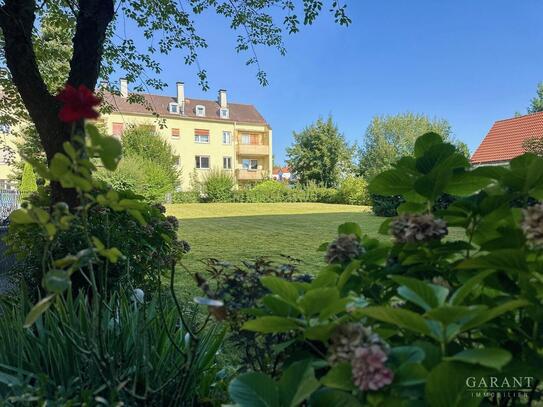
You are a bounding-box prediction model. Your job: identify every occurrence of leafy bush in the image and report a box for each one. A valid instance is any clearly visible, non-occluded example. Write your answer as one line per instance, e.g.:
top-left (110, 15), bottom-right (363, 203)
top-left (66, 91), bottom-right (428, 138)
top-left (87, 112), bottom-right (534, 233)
top-left (221, 133), bottom-right (543, 406)
top-left (172, 190), bottom-right (201, 203)
top-left (200, 169), bottom-right (236, 202)
top-left (195, 257), bottom-right (312, 376)
top-left (19, 162), bottom-right (38, 196)
top-left (370, 194), bottom-right (404, 217)
top-left (337, 177), bottom-right (369, 205)
top-left (0, 291), bottom-right (225, 405)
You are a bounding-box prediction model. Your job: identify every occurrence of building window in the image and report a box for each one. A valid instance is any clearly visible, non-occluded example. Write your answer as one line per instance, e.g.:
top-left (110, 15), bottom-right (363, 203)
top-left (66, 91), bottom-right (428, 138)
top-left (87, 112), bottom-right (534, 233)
top-left (242, 159), bottom-right (258, 170)
top-left (223, 156), bottom-right (232, 170)
top-left (171, 128), bottom-right (180, 139)
top-left (195, 105), bottom-right (206, 117)
top-left (174, 155), bottom-right (180, 167)
top-left (241, 133), bottom-right (259, 145)
top-left (0, 124), bottom-right (11, 134)
top-left (112, 122), bottom-right (124, 137)
top-left (169, 102), bottom-right (179, 114)
top-left (195, 155), bottom-right (210, 169)
top-left (220, 108), bottom-right (229, 119)
top-left (222, 131), bottom-right (232, 145)
top-left (194, 129), bottom-right (210, 143)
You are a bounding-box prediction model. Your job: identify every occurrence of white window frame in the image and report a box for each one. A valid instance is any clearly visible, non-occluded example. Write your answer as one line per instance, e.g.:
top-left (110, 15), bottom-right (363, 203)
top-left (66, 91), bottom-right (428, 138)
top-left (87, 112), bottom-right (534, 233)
top-left (173, 155), bottom-right (181, 167)
top-left (220, 108), bottom-right (229, 119)
top-left (195, 155), bottom-right (210, 169)
top-left (194, 134), bottom-right (210, 143)
top-left (222, 131), bottom-right (232, 145)
top-left (223, 156), bottom-right (232, 170)
top-left (168, 102), bottom-right (179, 114)
top-left (195, 105), bottom-right (206, 117)
top-left (242, 159), bottom-right (258, 170)
top-left (0, 124), bottom-right (10, 134)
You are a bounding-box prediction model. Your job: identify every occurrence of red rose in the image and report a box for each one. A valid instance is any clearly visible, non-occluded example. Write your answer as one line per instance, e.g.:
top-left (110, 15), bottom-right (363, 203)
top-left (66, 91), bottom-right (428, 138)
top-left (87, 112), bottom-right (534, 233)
top-left (56, 84), bottom-right (101, 122)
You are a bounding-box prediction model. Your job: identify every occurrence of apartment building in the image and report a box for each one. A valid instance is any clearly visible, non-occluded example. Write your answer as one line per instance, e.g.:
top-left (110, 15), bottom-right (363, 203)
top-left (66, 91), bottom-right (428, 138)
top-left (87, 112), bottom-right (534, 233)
top-left (0, 124), bottom-right (14, 190)
top-left (101, 79), bottom-right (273, 190)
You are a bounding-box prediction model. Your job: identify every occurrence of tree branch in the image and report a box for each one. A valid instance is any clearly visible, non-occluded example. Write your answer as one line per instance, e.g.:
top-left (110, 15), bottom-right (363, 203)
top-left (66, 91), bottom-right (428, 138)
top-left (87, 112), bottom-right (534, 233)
top-left (68, 0), bottom-right (114, 89)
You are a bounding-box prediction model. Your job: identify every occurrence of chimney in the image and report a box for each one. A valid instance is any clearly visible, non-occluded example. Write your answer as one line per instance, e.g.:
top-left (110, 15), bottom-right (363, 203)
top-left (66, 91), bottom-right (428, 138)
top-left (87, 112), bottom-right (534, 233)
top-left (218, 89), bottom-right (227, 108)
top-left (120, 78), bottom-right (128, 98)
top-left (176, 82), bottom-right (185, 106)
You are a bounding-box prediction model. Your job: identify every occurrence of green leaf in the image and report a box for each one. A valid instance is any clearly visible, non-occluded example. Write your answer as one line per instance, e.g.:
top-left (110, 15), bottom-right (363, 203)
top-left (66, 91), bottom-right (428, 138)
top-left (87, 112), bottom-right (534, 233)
top-left (337, 260), bottom-right (360, 290)
top-left (449, 270), bottom-right (496, 305)
top-left (444, 171), bottom-right (493, 196)
top-left (310, 270), bottom-right (338, 289)
top-left (368, 169), bottom-right (414, 196)
top-left (99, 137), bottom-right (122, 171)
top-left (261, 276), bottom-right (300, 304)
top-left (9, 209), bottom-right (34, 224)
top-left (338, 222), bottom-right (362, 239)
top-left (395, 363), bottom-right (428, 386)
top-left (458, 250), bottom-right (528, 273)
top-left (415, 143), bottom-right (457, 173)
top-left (229, 372), bottom-right (280, 407)
top-left (459, 299), bottom-right (530, 332)
top-left (304, 323), bottom-right (339, 341)
top-left (262, 295), bottom-right (301, 317)
top-left (391, 276), bottom-right (449, 311)
top-left (425, 362), bottom-right (482, 407)
top-left (309, 388), bottom-right (361, 407)
top-left (414, 132), bottom-right (443, 158)
top-left (389, 346), bottom-right (426, 368)
top-left (242, 316), bottom-right (299, 334)
top-left (424, 305), bottom-right (485, 327)
top-left (299, 288), bottom-right (340, 317)
top-left (445, 348), bottom-right (511, 370)
top-left (397, 201), bottom-right (427, 214)
top-left (357, 307), bottom-right (431, 336)
top-left (320, 363), bottom-right (356, 391)
top-left (24, 295), bottom-right (55, 328)
top-left (44, 270), bottom-right (70, 294)
top-left (49, 153), bottom-right (72, 178)
top-left (279, 360), bottom-right (320, 407)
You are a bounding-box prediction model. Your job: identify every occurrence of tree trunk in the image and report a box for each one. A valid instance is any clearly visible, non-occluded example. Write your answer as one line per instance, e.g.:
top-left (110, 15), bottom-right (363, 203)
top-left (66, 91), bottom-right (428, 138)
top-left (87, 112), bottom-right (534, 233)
top-left (0, 0), bottom-right (114, 207)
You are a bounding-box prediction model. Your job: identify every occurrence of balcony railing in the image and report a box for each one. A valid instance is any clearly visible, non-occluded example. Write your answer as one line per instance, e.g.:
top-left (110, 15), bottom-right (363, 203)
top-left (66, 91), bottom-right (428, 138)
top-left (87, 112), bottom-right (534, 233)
top-left (237, 144), bottom-right (269, 156)
top-left (236, 169), bottom-right (265, 181)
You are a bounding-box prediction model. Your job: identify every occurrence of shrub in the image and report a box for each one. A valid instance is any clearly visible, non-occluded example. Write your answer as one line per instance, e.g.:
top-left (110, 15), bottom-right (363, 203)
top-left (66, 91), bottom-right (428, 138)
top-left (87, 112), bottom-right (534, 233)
top-left (200, 169), bottom-right (235, 202)
top-left (224, 133), bottom-right (543, 405)
top-left (172, 190), bottom-right (201, 203)
top-left (0, 292), bottom-right (225, 405)
top-left (337, 176), bottom-right (369, 205)
top-left (19, 162), bottom-right (38, 196)
top-left (370, 193), bottom-right (404, 217)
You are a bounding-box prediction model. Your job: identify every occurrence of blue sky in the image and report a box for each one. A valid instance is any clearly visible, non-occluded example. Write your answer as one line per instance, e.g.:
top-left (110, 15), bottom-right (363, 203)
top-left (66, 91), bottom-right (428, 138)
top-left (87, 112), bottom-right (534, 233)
top-left (122, 0), bottom-right (543, 164)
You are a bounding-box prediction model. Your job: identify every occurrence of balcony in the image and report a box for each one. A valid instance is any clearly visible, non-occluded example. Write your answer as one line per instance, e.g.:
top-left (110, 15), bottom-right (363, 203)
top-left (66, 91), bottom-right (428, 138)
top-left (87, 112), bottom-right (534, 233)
top-left (237, 144), bottom-right (269, 156)
top-left (236, 169), bottom-right (265, 181)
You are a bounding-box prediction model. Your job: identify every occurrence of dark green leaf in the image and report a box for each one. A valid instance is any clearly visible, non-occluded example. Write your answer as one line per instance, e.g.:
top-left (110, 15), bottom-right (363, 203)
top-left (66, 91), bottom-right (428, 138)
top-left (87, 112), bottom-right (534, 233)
top-left (243, 317), bottom-right (299, 333)
top-left (445, 348), bottom-right (511, 370)
top-left (309, 388), bottom-right (361, 407)
top-left (320, 363), bottom-right (355, 391)
top-left (279, 360), bottom-right (320, 407)
top-left (229, 372), bottom-right (280, 407)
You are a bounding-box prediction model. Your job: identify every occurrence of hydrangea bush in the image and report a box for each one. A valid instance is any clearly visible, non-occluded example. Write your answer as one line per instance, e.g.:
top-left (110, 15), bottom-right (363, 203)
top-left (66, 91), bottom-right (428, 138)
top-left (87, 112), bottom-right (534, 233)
top-left (224, 133), bottom-right (543, 406)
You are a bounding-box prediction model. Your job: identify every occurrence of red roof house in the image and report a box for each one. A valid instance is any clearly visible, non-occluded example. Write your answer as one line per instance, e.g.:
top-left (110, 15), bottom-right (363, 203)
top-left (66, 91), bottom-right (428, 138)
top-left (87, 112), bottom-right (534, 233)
top-left (471, 112), bottom-right (543, 165)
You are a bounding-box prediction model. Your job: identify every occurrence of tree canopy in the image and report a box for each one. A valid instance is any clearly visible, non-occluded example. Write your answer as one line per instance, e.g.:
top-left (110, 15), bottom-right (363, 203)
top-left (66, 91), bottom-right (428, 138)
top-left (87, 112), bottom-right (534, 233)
top-left (287, 117), bottom-right (353, 188)
top-left (0, 0), bottom-right (351, 203)
top-left (527, 82), bottom-right (543, 114)
top-left (357, 113), bottom-right (468, 180)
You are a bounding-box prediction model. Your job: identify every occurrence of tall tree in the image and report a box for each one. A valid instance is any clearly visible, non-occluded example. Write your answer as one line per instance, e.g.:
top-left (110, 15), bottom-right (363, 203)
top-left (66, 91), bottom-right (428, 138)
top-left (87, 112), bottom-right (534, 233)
top-left (0, 0), bottom-right (351, 205)
top-left (358, 113), bottom-right (468, 180)
top-left (523, 136), bottom-right (543, 156)
top-left (287, 117), bottom-right (353, 187)
top-left (527, 82), bottom-right (543, 114)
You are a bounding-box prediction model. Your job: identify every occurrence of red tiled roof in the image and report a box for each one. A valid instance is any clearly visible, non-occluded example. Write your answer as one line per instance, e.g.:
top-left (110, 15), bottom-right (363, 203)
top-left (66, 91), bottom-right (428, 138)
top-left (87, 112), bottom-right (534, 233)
top-left (101, 92), bottom-right (268, 125)
top-left (272, 167), bottom-right (290, 175)
top-left (471, 112), bottom-right (543, 164)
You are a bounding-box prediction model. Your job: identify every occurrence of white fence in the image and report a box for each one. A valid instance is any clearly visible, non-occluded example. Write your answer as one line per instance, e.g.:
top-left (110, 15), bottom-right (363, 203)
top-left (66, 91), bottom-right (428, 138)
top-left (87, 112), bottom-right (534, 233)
top-left (0, 190), bottom-right (20, 222)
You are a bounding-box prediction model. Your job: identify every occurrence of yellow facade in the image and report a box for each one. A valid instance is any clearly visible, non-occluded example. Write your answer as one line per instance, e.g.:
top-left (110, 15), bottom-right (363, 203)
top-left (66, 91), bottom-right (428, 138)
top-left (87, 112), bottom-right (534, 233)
top-left (0, 129), bottom-right (16, 189)
top-left (101, 112), bottom-right (273, 191)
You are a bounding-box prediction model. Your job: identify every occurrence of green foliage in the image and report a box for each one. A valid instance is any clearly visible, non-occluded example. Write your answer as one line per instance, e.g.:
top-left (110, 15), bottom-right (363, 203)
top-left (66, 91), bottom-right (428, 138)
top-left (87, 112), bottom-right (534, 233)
top-left (172, 190), bottom-right (201, 203)
top-left (199, 169), bottom-right (236, 202)
top-left (370, 194), bottom-right (404, 217)
top-left (224, 133), bottom-right (543, 405)
top-left (19, 162), bottom-right (37, 195)
top-left (337, 177), bottom-right (369, 206)
top-left (358, 113), bottom-right (469, 180)
top-left (0, 292), bottom-right (225, 405)
top-left (96, 125), bottom-right (179, 202)
top-left (287, 117), bottom-right (354, 188)
top-left (527, 82), bottom-right (543, 114)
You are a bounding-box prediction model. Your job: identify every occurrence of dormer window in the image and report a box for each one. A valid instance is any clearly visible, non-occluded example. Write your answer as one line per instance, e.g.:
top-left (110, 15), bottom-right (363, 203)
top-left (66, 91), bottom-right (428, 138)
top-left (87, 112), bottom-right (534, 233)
top-left (168, 102), bottom-right (179, 114)
top-left (195, 105), bottom-right (206, 117)
top-left (220, 108), bottom-right (229, 119)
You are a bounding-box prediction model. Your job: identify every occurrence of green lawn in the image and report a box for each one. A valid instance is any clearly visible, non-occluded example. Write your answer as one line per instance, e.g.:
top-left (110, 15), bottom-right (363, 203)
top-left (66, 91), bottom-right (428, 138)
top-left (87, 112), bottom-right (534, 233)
top-left (166, 203), bottom-right (464, 297)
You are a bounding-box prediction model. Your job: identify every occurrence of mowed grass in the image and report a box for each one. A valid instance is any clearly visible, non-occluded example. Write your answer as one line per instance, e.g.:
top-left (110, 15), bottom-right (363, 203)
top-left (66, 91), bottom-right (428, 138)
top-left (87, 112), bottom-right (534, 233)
top-left (166, 203), bottom-right (464, 297)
